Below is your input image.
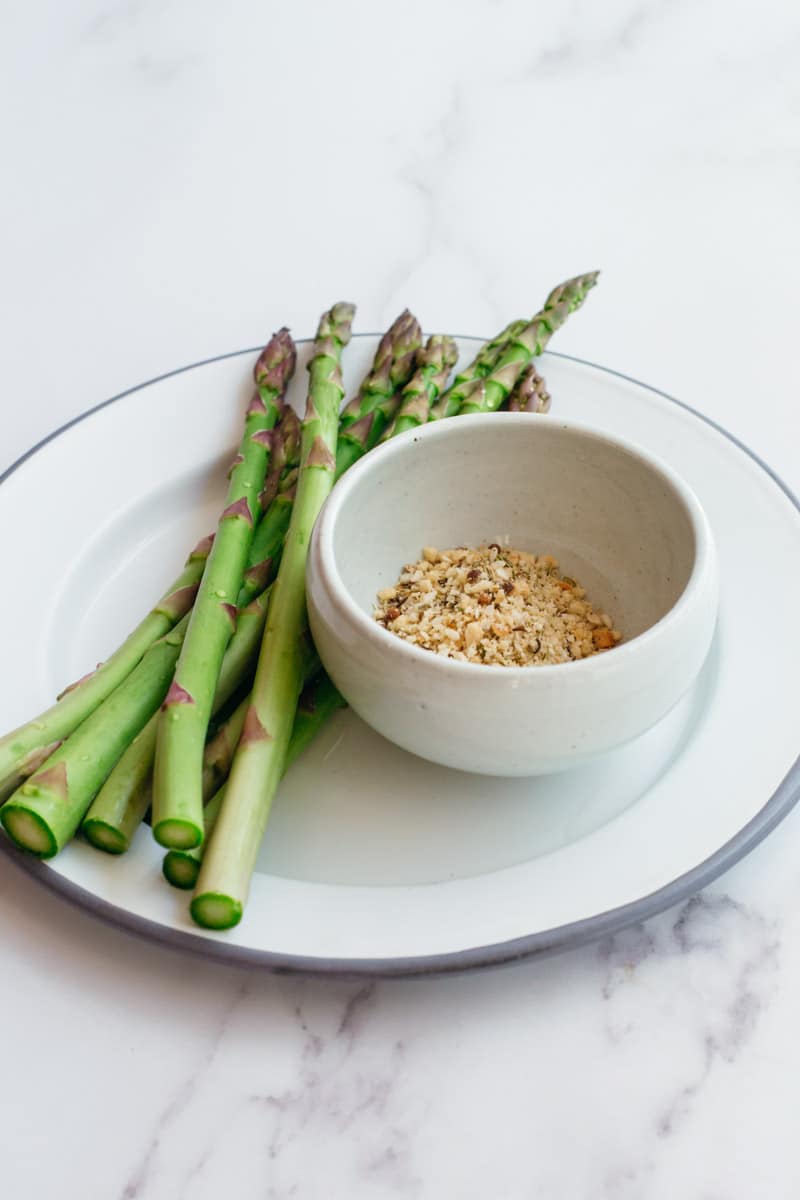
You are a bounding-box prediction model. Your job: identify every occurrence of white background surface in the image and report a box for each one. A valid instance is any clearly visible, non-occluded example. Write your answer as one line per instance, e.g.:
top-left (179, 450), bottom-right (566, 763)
top-left (2, 2), bottom-right (800, 1196)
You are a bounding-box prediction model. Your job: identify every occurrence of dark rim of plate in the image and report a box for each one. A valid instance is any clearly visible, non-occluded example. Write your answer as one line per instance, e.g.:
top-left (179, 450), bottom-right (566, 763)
top-left (1, 337), bottom-right (798, 980)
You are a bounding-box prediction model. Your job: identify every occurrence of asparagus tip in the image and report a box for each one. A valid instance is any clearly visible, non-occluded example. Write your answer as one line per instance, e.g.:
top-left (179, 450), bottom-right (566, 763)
top-left (253, 327), bottom-right (297, 393)
top-left (316, 302), bottom-right (356, 350)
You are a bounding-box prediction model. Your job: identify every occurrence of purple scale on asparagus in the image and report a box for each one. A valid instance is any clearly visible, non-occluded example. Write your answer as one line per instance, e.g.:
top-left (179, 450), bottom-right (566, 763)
top-left (162, 682), bottom-right (195, 709)
top-left (220, 603), bottom-right (238, 629)
top-left (342, 411), bottom-right (375, 446)
top-left (20, 741), bottom-right (63, 775)
top-left (190, 534), bottom-right (214, 559)
top-left (156, 584), bottom-right (200, 620)
top-left (25, 761), bottom-right (68, 801)
top-left (246, 392), bottom-right (267, 416)
top-left (250, 429), bottom-right (275, 448)
top-left (220, 496), bottom-right (254, 525)
top-left (242, 558), bottom-right (273, 594)
top-left (241, 707), bottom-right (273, 744)
top-left (57, 667), bottom-right (98, 699)
top-left (306, 436), bottom-right (336, 471)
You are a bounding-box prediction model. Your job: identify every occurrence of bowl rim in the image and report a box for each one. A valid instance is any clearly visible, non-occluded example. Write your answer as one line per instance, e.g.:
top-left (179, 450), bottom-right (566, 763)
top-left (310, 411), bottom-right (717, 679)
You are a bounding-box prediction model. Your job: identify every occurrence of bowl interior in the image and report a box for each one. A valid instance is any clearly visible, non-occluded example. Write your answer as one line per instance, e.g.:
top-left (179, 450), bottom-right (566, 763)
top-left (330, 416), bottom-right (697, 645)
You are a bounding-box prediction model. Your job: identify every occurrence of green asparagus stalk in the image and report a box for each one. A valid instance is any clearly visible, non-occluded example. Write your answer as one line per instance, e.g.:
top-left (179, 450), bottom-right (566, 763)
top-left (430, 271), bottom-right (599, 419)
top-left (198, 700), bottom-right (249, 805)
top-left (236, 472), bottom-right (297, 609)
top-left (190, 301), bottom-right (354, 927)
top-left (258, 406), bottom-right (301, 511)
top-left (507, 362), bottom-right (551, 413)
top-left (163, 672), bottom-right (345, 889)
top-left (380, 335), bottom-right (458, 441)
top-left (82, 441), bottom-right (305, 858)
top-left (81, 585), bottom-right (274, 853)
top-left (469, 319), bottom-right (528, 377)
top-left (283, 669), bottom-right (346, 764)
top-left (0, 535), bottom-right (212, 801)
top-left (238, 408), bottom-right (301, 604)
top-left (1, 615), bottom-right (192, 857)
top-left (152, 329), bottom-right (296, 850)
top-left (0, 397), bottom-right (299, 808)
top-left (457, 272), bottom-right (598, 416)
top-left (80, 715), bottom-right (158, 855)
top-left (198, 636), bottom-right (322, 802)
top-left (432, 318), bottom-right (527, 419)
top-left (334, 310), bottom-right (421, 478)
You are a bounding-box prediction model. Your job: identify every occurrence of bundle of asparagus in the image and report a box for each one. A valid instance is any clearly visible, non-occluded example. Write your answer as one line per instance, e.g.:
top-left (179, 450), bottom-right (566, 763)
top-left (0, 270), bottom-right (599, 930)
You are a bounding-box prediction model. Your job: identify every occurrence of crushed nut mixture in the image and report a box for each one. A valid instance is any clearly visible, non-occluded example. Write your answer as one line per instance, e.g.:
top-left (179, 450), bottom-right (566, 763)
top-left (374, 544), bottom-right (622, 666)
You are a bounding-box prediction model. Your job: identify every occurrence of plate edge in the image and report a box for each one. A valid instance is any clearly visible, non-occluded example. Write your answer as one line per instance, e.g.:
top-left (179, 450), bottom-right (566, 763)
top-left (1, 342), bottom-right (798, 978)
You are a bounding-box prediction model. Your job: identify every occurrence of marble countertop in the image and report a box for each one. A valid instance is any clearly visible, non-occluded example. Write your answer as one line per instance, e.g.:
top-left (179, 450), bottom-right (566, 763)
top-left (3, 1), bottom-right (800, 1196)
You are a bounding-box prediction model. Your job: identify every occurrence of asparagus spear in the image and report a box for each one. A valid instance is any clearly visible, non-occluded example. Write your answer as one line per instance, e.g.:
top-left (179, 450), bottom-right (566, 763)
top-left (430, 271), bottom-right (599, 419)
top-left (152, 329), bottom-right (296, 850)
top-left (457, 272), bottom-right (598, 416)
top-left (433, 319), bottom-right (527, 419)
top-left (82, 436), bottom-right (306, 858)
top-left (283, 670), bottom-right (345, 760)
top-left (507, 362), bottom-right (551, 413)
top-left (0, 395), bottom-right (299, 806)
top-left (190, 301), bottom-right (354, 927)
top-left (238, 408), bottom-right (301, 604)
top-left (81, 585), bottom-right (274, 853)
top-left (80, 715), bottom-right (158, 855)
top-left (236, 471), bottom-right (297, 609)
top-left (469, 319), bottom-right (528, 377)
top-left (198, 636), bottom-right (322, 801)
top-left (334, 310), bottom-right (421, 478)
top-left (163, 672), bottom-right (345, 889)
top-left (1, 615), bottom-right (192, 857)
top-left (380, 335), bottom-right (458, 441)
top-left (0, 534), bottom-right (213, 801)
top-left (258, 406), bottom-right (301, 511)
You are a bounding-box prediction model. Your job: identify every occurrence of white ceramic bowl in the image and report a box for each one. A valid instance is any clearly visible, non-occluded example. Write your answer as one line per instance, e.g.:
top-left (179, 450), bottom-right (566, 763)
top-left (307, 414), bottom-right (718, 776)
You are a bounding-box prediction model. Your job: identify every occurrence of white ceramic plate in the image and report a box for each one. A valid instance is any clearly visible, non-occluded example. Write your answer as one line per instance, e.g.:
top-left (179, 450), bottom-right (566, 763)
top-left (1, 336), bottom-right (798, 976)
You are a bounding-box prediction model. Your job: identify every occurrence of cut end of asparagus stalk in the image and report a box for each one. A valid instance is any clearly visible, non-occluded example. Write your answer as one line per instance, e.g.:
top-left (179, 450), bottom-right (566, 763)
top-left (162, 850), bottom-right (201, 890)
top-left (153, 817), bottom-right (203, 851)
top-left (82, 819), bottom-right (129, 855)
top-left (190, 891), bottom-right (242, 929)
top-left (1, 805), bottom-right (57, 858)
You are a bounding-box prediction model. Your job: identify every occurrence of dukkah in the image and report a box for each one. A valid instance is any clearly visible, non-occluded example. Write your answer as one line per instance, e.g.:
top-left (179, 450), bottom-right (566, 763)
top-left (374, 544), bottom-right (622, 666)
